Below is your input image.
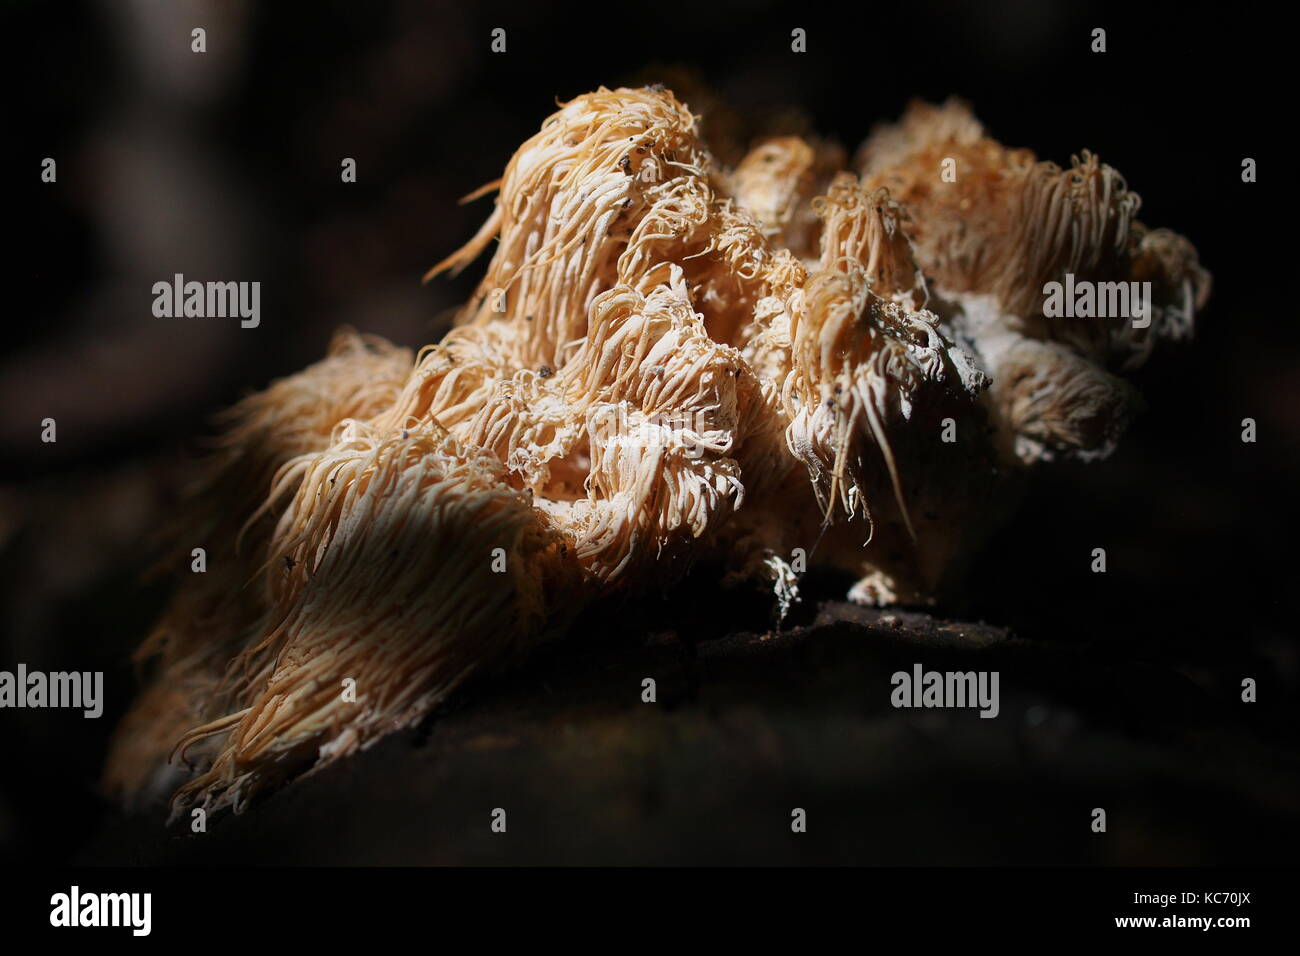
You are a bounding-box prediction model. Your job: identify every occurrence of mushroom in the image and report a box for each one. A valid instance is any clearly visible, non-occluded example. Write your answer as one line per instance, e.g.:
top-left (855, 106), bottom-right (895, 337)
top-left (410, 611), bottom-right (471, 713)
top-left (106, 86), bottom-right (1210, 813)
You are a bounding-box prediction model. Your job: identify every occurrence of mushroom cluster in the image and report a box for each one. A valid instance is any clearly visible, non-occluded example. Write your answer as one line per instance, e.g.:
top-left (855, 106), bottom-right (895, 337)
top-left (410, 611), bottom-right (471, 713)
top-left (106, 86), bottom-right (1210, 814)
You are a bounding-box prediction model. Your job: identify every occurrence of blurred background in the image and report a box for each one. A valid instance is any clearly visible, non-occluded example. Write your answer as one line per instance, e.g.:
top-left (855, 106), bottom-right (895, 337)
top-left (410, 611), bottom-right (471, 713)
top-left (3, 0), bottom-right (1297, 864)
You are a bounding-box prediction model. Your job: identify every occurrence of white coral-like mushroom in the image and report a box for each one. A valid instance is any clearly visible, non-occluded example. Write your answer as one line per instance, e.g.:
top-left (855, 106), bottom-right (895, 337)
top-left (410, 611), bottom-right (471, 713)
top-left (106, 87), bottom-right (1210, 813)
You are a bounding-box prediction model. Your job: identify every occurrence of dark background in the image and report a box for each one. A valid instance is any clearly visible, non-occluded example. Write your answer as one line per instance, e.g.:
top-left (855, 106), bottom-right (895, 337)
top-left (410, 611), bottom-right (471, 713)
top-left (2, 0), bottom-right (1296, 865)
